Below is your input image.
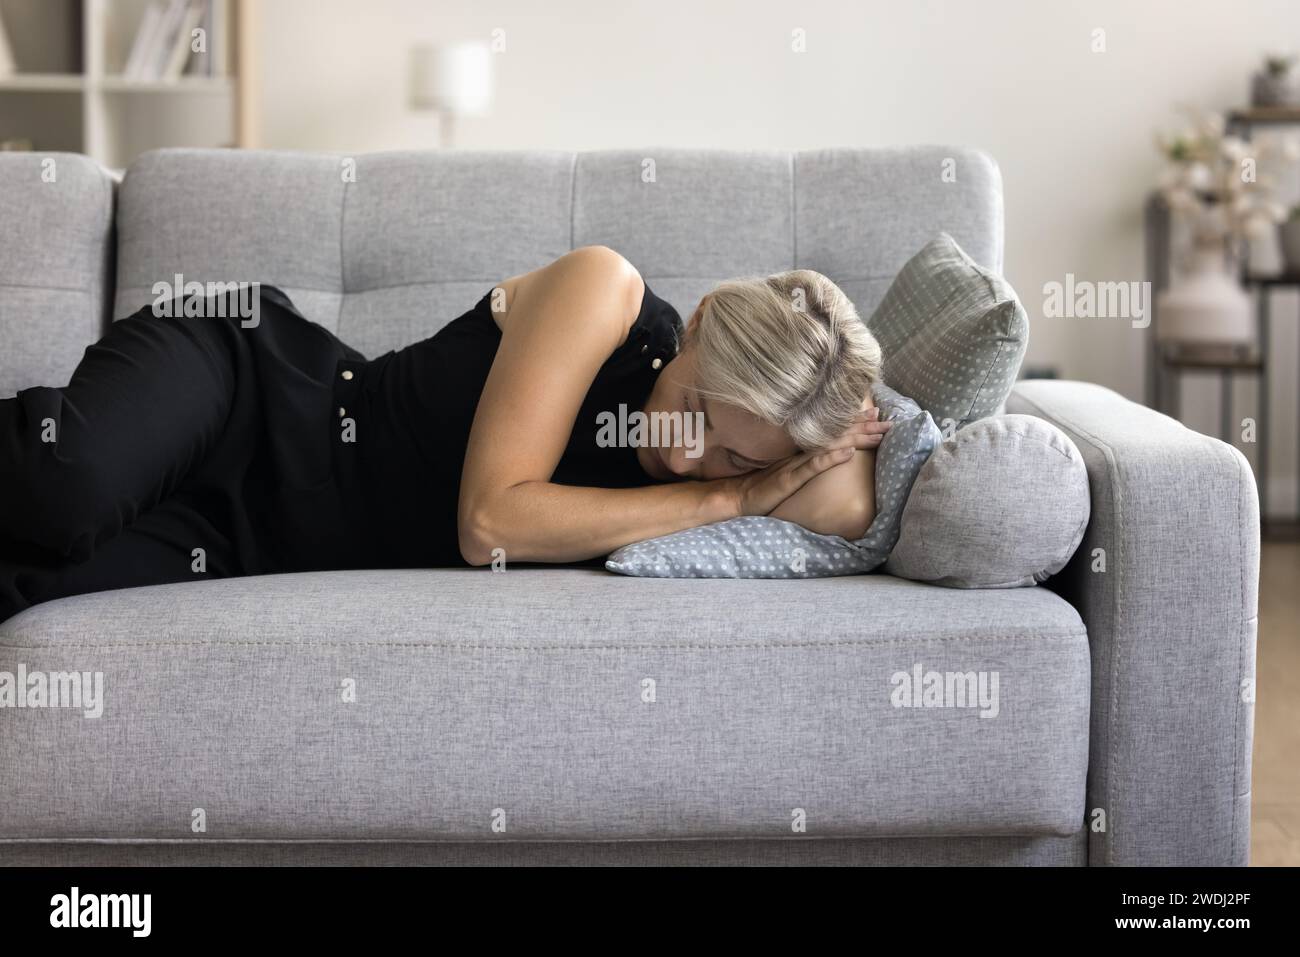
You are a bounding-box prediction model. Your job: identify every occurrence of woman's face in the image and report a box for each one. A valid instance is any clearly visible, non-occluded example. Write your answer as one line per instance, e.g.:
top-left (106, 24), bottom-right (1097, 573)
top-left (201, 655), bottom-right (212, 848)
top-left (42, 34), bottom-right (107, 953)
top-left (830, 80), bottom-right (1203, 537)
top-left (637, 299), bottom-right (799, 482)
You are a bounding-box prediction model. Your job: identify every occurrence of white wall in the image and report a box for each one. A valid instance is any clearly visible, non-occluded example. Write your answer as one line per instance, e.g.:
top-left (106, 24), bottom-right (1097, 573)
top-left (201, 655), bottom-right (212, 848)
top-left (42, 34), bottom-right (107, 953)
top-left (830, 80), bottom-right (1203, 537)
top-left (250, 0), bottom-right (1300, 511)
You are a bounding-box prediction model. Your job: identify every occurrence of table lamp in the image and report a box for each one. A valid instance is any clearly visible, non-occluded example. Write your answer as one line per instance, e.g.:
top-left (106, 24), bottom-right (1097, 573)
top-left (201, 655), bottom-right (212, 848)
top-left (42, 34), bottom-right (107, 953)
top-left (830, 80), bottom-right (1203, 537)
top-left (409, 43), bottom-right (493, 148)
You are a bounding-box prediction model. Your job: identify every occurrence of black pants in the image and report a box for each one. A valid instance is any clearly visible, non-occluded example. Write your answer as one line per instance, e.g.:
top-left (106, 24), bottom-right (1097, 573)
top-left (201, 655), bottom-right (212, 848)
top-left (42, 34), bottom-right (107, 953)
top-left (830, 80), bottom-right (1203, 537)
top-left (0, 287), bottom-right (362, 623)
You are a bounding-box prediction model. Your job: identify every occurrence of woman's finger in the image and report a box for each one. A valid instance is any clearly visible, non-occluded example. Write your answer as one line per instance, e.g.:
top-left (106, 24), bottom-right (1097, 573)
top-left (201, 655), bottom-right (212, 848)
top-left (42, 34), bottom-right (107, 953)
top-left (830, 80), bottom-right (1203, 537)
top-left (783, 447), bottom-right (853, 492)
top-left (822, 428), bottom-right (889, 452)
top-left (846, 417), bottom-right (890, 436)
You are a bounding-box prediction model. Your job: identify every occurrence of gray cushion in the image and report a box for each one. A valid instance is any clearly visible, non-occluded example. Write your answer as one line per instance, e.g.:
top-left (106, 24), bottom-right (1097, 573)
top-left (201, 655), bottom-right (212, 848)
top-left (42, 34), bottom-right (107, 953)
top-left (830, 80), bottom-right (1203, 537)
top-left (0, 567), bottom-right (1090, 841)
top-left (605, 382), bottom-right (939, 578)
top-left (885, 414), bottom-right (1090, 588)
top-left (0, 152), bottom-right (115, 397)
top-left (867, 233), bottom-right (1028, 431)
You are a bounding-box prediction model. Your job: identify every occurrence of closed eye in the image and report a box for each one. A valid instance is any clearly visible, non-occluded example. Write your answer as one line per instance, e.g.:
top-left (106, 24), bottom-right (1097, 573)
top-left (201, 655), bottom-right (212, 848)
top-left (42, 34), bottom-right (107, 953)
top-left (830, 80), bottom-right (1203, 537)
top-left (689, 388), bottom-right (771, 471)
top-left (726, 451), bottom-right (767, 471)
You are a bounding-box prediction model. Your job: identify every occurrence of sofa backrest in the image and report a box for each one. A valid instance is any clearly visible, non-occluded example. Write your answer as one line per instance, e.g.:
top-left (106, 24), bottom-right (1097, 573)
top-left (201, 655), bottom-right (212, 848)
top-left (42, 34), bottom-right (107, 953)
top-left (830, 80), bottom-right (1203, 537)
top-left (0, 152), bottom-right (116, 397)
top-left (111, 146), bottom-right (1004, 359)
top-left (0, 146), bottom-right (1005, 397)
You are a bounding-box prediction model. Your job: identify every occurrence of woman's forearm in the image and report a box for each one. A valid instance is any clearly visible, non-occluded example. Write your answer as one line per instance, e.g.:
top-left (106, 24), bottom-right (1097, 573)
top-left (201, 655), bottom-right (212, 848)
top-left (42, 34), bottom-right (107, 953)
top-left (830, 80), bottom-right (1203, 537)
top-left (459, 478), bottom-right (736, 565)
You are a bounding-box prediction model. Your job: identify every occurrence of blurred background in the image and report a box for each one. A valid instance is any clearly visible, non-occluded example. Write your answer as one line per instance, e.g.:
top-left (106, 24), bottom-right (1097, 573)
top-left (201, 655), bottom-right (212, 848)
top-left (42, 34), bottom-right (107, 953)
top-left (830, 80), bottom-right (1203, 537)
top-left (1, 0), bottom-right (1297, 862)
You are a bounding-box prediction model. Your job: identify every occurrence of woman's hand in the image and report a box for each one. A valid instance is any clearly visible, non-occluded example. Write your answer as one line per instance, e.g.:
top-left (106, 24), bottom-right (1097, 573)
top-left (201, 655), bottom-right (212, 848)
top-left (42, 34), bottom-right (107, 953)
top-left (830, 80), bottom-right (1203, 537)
top-left (723, 409), bottom-right (890, 517)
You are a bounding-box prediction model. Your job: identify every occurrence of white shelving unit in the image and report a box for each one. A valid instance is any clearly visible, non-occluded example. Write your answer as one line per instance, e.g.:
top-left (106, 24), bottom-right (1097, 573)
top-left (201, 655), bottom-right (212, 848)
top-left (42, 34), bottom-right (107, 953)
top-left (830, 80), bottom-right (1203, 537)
top-left (0, 0), bottom-right (244, 171)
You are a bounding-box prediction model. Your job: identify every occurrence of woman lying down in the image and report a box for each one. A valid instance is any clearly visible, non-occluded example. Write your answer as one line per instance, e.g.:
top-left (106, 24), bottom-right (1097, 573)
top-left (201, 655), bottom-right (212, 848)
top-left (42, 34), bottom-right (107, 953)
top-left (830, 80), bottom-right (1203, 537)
top-left (0, 245), bottom-right (890, 621)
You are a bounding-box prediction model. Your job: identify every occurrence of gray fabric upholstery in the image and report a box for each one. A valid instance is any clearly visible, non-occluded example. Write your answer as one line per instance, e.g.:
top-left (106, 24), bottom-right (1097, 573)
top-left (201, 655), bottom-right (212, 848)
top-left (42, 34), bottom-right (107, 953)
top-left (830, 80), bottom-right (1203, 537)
top-left (0, 833), bottom-right (1086, 867)
top-left (1007, 380), bottom-right (1259, 866)
top-left (112, 146), bottom-right (1004, 360)
top-left (0, 569), bottom-right (1089, 842)
top-left (886, 414), bottom-right (1090, 588)
top-left (0, 152), bottom-right (115, 397)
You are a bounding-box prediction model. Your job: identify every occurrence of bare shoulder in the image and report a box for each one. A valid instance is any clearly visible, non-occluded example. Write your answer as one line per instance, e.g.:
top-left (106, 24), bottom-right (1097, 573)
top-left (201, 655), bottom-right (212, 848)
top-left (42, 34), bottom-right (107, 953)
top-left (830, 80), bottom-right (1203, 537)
top-left (488, 246), bottom-right (644, 338)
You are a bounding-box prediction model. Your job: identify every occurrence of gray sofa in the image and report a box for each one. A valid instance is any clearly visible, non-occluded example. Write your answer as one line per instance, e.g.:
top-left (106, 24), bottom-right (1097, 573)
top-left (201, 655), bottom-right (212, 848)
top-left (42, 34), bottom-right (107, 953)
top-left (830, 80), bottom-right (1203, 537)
top-left (0, 146), bottom-right (1258, 866)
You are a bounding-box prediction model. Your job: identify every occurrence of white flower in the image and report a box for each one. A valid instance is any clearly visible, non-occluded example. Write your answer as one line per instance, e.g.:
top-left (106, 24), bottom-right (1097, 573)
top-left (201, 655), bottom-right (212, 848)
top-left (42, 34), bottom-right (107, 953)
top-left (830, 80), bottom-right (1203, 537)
top-left (1220, 136), bottom-right (1249, 162)
top-left (1156, 167), bottom-right (1185, 190)
top-left (1244, 211), bottom-right (1275, 238)
top-left (1186, 162), bottom-right (1214, 190)
top-left (1162, 187), bottom-right (1199, 213)
top-left (1200, 113), bottom-right (1227, 138)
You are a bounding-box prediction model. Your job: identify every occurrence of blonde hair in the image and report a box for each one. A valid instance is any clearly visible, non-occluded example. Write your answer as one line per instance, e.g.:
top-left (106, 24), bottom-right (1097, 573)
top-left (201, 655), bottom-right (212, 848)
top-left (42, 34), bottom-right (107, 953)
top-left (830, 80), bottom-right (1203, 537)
top-left (688, 269), bottom-right (882, 449)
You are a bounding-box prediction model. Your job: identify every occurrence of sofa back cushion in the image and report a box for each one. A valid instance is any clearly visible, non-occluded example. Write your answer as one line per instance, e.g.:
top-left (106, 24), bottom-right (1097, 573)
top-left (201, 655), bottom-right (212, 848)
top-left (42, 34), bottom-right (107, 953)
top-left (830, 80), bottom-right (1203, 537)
top-left (0, 153), bottom-right (115, 397)
top-left (112, 147), bottom-right (1005, 358)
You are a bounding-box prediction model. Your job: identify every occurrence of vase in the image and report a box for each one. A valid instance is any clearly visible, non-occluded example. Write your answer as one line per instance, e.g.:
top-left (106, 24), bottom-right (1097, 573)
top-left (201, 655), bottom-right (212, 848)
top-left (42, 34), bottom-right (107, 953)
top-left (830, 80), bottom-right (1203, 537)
top-left (1252, 68), bottom-right (1300, 107)
top-left (1156, 245), bottom-right (1254, 346)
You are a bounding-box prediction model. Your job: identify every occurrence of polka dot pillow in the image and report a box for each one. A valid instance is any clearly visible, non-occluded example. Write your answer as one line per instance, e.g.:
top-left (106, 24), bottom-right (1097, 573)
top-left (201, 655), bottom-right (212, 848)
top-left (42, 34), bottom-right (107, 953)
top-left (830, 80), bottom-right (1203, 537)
top-left (867, 233), bottom-right (1028, 431)
top-left (605, 383), bottom-right (940, 579)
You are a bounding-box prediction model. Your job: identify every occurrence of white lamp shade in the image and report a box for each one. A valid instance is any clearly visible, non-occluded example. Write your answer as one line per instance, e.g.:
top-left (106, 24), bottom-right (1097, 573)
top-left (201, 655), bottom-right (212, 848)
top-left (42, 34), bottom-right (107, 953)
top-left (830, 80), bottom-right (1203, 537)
top-left (410, 43), bottom-right (493, 115)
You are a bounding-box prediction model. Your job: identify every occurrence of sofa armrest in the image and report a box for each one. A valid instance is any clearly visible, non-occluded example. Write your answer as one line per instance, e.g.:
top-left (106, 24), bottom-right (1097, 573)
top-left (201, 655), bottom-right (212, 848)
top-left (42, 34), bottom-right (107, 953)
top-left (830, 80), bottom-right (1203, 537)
top-left (1007, 379), bottom-right (1259, 866)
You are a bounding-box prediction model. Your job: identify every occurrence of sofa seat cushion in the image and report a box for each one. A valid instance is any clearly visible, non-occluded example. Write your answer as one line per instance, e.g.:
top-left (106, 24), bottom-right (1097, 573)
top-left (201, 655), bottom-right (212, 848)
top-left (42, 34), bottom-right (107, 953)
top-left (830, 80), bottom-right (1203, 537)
top-left (0, 569), bottom-right (1089, 843)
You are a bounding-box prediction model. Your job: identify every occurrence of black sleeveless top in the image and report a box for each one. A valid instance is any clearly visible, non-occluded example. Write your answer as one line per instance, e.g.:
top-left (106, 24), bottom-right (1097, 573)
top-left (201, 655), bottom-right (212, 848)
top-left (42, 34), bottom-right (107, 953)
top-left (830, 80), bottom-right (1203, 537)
top-left (332, 282), bottom-right (683, 567)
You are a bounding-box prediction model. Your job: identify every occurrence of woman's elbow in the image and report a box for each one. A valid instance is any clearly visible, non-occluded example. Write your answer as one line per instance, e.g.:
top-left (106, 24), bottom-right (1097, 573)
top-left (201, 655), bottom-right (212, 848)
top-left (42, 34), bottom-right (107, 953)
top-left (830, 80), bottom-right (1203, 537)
top-left (840, 499), bottom-right (876, 541)
top-left (807, 498), bottom-right (875, 541)
top-left (457, 504), bottom-right (497, 566)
